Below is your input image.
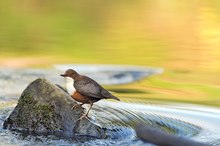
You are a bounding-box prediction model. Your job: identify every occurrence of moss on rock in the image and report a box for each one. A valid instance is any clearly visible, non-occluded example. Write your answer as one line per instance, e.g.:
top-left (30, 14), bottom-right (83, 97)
top-left (3, 78), bottom-right (106, 138)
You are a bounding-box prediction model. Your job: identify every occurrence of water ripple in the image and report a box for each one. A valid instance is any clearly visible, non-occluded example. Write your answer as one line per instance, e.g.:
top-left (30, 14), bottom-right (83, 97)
top-left (0, 68), bottom-right (219, 145)
top-left (1, 100), bottom-right (220, 145)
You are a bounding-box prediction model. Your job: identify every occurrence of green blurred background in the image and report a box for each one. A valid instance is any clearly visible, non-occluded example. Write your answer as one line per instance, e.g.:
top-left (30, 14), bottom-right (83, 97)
top-left (1, 0), bottom-right (220, 106)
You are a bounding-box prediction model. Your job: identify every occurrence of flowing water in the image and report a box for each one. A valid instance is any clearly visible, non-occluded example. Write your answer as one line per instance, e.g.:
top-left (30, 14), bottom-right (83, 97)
top-left (0, 65), bottom-right (220, 146)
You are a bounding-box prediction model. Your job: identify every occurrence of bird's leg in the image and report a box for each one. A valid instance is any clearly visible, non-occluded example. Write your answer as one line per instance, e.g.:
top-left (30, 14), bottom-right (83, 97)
top-left (71, 103), bottom-right (84, 110)
top-left (85, 103), bottom-right (93, 117)
top-left (78, 103), bottom-right (93, 120)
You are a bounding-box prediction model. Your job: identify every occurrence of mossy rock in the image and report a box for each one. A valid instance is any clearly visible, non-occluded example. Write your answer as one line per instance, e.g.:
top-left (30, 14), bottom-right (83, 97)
top-left (3, 78), bottom-right (106, 139)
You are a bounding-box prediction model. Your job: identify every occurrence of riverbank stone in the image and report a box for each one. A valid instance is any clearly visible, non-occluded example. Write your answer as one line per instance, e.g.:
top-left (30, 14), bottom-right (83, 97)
top-left (3, 78), bottom-right (106, 139)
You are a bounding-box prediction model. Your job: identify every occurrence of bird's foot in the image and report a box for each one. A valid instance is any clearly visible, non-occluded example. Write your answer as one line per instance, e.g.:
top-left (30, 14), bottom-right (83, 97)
top-left (71, 104), bottom-right (81, 110)
top-left (77, 113), bottom-right (90, 121)
top-left (77, 114), bottom-right (86, 121)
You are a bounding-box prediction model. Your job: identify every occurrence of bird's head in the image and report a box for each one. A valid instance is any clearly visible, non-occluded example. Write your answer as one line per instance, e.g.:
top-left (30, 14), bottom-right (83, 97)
top-left (60, 69), bottom-right (79, 79)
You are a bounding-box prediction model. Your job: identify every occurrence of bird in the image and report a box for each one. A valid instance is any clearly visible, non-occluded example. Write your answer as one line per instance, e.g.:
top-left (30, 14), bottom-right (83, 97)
top-left (60, 69), bottom-right (120, 119)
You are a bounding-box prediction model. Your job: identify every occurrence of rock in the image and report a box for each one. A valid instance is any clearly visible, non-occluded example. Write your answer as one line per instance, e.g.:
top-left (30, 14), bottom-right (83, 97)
top-left (135, 124), bottom-right (209, 146)
top-left (3, 78), bottom-right (106, 139)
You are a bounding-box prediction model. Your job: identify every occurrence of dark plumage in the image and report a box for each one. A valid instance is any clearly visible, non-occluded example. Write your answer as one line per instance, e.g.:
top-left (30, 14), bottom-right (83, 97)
top-left (60, 69), bottom-right (120, 118)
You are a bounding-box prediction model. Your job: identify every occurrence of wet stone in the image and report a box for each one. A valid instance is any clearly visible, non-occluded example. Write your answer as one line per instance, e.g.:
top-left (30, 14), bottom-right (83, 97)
top-left (3, 78), bottom-right (106, 139)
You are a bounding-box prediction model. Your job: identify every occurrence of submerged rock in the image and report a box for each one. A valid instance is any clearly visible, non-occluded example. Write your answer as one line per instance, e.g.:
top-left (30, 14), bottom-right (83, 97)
top-left (136, 124), bottom-right (209, 146)
top-left (3, 78), bottom-right (106, 139)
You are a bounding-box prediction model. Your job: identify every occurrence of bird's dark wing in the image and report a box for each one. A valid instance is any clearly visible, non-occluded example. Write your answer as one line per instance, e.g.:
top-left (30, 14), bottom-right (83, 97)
top-left (74, 76), bottom-right (103, 99)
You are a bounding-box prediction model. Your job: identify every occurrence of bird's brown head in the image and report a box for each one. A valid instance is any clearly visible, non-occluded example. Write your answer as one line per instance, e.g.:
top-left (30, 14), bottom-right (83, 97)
top-left (60, 69), bottom-right (79, 79)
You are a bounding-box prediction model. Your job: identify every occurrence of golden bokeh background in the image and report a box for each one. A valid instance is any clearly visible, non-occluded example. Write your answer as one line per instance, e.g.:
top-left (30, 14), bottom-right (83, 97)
top-left (1, 0), bottom-right (220, 105)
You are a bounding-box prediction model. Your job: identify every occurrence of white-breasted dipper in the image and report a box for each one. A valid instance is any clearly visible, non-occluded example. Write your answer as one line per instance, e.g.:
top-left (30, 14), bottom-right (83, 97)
top-left (61, 69), bottom-right (120, 118)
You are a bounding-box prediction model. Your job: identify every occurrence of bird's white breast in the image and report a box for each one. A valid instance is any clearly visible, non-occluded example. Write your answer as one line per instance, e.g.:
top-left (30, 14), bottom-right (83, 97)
top-left (65, 77), bottom-right (76, 95)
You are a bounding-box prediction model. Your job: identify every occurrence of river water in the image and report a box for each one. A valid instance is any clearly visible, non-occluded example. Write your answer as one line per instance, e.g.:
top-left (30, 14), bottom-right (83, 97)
top-left (0, 65), bottom-right (219, 146)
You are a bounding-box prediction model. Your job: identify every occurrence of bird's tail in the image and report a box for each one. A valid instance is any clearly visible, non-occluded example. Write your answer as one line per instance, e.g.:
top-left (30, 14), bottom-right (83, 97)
top-left (109, 95), bottom-right (120, 101)
top-left (102, 90), bottom-right (120, 101)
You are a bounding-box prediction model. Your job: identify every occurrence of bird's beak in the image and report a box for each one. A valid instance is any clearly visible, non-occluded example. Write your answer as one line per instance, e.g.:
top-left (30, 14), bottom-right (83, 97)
top-left (60, 74), bottom-right (66, 77)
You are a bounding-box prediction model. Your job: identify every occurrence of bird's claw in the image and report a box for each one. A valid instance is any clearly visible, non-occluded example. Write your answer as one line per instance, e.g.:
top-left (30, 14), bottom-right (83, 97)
top-left (71, 104), bottom-right (81, 110)
top-left (71, 105), bottom-right (77, 110)
top-left (77, 113), bottom-right (90, 121)
top-left (77, 114), bottom-right (86, 121)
